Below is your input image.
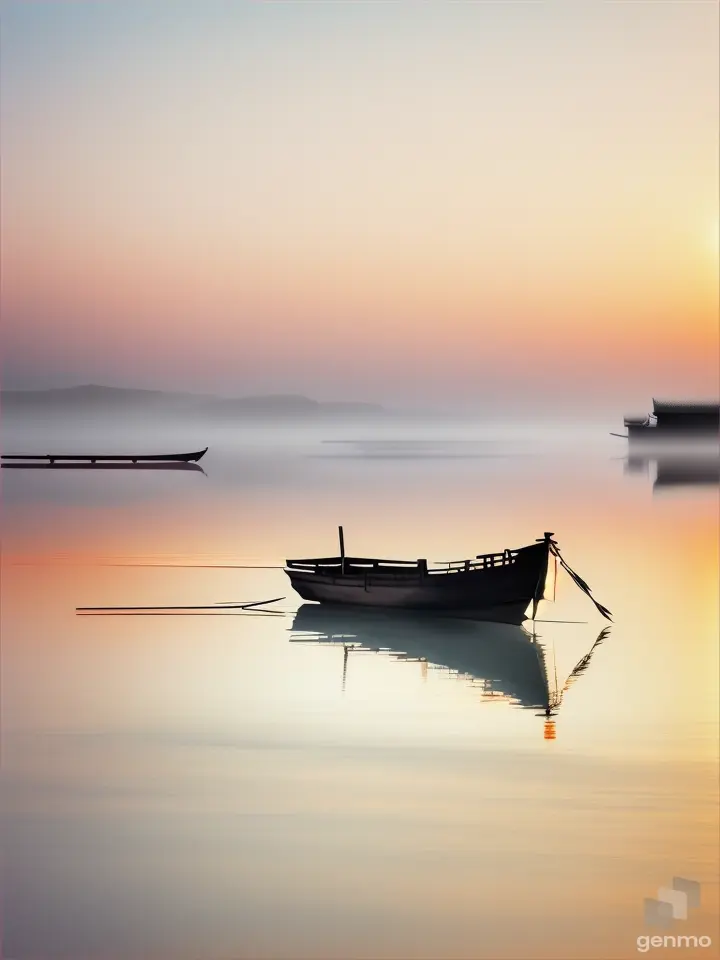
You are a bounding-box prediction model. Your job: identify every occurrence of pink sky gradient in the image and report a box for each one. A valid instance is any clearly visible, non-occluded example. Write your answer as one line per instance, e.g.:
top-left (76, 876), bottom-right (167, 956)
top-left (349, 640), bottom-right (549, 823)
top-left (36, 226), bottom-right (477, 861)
top-left (2, 1), bottom-right (718, 411)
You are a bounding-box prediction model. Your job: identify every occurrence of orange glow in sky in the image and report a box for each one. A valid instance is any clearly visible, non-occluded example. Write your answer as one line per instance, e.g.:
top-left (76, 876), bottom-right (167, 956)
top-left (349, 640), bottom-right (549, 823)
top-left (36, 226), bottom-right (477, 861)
top-left (2, 1), bottom-right (718, 409)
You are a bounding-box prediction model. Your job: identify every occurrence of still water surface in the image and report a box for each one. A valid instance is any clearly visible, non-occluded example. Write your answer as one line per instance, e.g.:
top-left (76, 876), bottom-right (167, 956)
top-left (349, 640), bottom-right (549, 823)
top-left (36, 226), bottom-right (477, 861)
top-left (2, 422), bottom-right (718, 959)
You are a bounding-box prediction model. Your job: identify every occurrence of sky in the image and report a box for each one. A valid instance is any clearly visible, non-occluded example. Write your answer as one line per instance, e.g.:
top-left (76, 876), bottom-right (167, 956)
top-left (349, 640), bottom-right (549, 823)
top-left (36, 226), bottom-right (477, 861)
top-left (1, 0), bottom-right (718, 413)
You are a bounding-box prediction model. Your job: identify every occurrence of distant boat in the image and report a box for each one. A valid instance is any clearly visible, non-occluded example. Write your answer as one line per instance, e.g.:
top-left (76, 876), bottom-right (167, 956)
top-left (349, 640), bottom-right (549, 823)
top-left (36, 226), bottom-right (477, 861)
top-left (0, 446), bottom-right (208, 465)
top-left (285, 529), bottom-right (612, 626)
top-left (1, 461), bottom-right (205, 473)
top-left (617, 400), bottom-right (719, 442)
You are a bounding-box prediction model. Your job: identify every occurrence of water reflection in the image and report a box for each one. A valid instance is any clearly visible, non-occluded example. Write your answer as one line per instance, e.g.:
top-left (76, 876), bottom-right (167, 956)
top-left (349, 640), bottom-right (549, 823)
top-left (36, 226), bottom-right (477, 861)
top-left (290, 605), bottom-right (608, 738)
top-left (2, 423), bottom-right (718, 960)
top-left (624, 452), bottom-right (720, 491)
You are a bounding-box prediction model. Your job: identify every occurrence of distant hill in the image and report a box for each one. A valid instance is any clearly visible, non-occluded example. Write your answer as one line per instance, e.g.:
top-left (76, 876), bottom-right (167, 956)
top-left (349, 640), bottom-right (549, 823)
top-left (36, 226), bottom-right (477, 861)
top-left (0, 384), bottom-right (386, 420)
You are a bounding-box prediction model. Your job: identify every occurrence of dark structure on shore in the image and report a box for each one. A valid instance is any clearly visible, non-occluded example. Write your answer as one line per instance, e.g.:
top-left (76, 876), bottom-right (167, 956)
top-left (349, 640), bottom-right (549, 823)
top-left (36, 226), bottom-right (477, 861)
top-left (623, 399), bottom-right (719, 441)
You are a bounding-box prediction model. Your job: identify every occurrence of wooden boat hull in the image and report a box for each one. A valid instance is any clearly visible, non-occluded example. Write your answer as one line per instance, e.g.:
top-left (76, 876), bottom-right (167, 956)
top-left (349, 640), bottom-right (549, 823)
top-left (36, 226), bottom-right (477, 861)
top-left (286, 540), bottom-right (550, 625)
top-left (0, 447), bottom-right (208, 464)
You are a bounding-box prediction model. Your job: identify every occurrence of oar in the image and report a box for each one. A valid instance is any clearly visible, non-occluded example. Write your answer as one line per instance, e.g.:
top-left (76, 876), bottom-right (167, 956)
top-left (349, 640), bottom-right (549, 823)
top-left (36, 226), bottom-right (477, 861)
top-left (76, 610), bottom-right (285, 617)
top-left (214, 598), bottom-right (286, 607)
top-left (214, 597), bottom-right (285, 609)
top-left (76, 596), bottom-right (285, 612)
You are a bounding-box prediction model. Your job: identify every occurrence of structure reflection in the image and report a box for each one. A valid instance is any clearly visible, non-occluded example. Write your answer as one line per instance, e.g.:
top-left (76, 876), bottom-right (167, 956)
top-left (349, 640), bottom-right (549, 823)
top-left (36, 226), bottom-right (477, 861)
top-left (624, 452), bottom-right (719, 491)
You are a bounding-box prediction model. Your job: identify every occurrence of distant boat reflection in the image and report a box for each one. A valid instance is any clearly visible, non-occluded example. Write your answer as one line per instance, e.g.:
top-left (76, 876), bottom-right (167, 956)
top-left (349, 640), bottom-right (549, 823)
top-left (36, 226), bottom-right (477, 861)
top-left (624, 452), bottom-right (719, 491)
top-left (290, 605), bottom-right (608, 737)
top-left (312, 439), bottom-right (532, 460)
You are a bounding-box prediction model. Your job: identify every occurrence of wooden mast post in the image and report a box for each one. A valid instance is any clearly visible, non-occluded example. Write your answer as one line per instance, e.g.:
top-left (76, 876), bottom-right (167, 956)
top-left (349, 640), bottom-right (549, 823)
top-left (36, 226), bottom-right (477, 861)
top-left (339, 526), bottom-right (346, 575)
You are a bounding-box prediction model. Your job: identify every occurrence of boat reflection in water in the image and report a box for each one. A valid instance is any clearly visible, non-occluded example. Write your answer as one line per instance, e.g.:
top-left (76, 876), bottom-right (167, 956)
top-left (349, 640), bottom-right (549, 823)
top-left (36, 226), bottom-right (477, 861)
top-left (624, 452), bottom-right (720, 492)
top-left (290, 604), bottom-right (608, 739)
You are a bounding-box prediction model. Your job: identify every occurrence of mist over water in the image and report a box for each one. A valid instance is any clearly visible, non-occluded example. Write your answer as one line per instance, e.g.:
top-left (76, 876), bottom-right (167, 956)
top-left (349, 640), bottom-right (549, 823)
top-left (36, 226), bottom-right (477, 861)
top-left (1, 413), bottom-right (718, 960)
top-left (0, 409), bottom-right (627, 465)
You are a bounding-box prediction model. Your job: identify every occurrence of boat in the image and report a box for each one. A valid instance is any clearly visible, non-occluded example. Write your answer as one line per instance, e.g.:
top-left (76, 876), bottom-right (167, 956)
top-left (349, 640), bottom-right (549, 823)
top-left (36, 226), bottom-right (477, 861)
top-left (1, 461), bottom-right (206, 473)
top-left (290, 604), bottom-right (610, 736)
top-left (0, 446), bottom-right (208, 464)
top-left (285, 529), bottom-right (612, 626)
top-left (617, 400), bottom-right (719, 443)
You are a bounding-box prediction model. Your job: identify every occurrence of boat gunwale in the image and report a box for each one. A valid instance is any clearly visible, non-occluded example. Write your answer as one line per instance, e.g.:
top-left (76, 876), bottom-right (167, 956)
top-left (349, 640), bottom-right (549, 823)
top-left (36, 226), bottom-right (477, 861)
top-left (286, 547), bottom-right (526, 578)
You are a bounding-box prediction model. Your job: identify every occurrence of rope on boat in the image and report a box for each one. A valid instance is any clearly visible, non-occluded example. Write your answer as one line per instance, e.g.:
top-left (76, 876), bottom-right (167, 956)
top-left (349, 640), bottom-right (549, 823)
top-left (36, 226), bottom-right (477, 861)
top-left (549, 544), bottom-right (613, 622)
